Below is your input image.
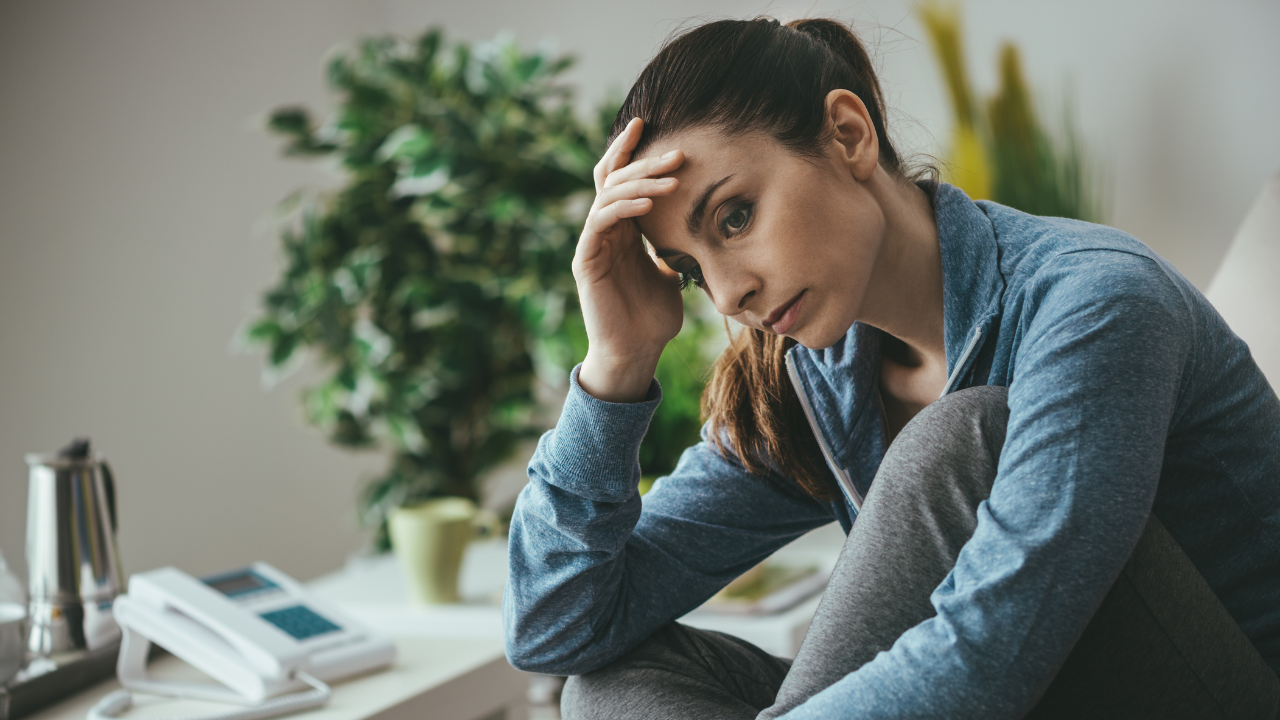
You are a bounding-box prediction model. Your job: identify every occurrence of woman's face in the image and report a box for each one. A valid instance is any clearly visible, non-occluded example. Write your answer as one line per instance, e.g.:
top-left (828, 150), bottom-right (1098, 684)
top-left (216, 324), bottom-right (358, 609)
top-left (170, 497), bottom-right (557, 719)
top-left (635, 128), bottom-right (887, 350)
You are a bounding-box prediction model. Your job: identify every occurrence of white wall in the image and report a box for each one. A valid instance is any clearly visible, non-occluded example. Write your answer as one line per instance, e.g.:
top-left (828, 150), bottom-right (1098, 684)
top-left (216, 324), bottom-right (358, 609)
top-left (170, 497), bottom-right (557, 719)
top-left (1, 0), bottom-right (1277, 584)
top-left (0, 1), bottom-right (387, 582)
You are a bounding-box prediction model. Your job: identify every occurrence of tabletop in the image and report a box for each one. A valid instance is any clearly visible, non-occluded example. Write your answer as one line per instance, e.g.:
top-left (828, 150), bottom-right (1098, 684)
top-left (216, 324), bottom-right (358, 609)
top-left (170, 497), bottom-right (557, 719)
top-left (27, 636), bottom-right (524, 720)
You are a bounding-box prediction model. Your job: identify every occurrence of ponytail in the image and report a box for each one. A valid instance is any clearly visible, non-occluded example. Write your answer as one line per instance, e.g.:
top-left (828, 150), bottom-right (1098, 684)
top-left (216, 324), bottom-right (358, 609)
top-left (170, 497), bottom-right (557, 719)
top-left (610, 17), bottom-right (912, 500)
top-left (785, 18), bottom-right (901, 173)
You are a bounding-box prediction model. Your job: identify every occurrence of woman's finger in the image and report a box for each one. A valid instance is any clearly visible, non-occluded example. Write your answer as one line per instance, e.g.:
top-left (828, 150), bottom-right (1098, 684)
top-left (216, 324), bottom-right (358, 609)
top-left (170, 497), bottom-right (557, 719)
top-left (594, 177), bottom-right (678, 209)
top-left (594, 117), bottom-right (641, 190)
top-left (574, 200), bottom-right (642, 269)
top-left (602, 149), bottom-right (684, 189)
top-left (593, 118), bottom-right (638, 189)
top-left (585, 198), bottom-right (652, 235)
top-left (597, 118), bottom-right (644, 189)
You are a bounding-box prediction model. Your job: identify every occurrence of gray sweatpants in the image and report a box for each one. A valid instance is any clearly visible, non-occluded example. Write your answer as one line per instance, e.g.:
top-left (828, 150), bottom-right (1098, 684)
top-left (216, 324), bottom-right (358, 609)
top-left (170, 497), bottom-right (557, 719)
top-left (562, 386), bottom-right (1280, 719)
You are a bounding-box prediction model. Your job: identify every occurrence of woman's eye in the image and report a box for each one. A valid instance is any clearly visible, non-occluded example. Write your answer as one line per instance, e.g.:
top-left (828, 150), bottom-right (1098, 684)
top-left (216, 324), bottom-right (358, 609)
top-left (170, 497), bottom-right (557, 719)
top-left (678, 265), bottom-right (705, 292)
top-left (719, 203), bottom-right (752, 236)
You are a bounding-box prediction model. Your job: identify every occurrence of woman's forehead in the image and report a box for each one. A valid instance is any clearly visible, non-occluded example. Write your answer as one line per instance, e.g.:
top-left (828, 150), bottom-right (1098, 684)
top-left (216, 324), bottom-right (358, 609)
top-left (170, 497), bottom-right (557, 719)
top-left (637, 128), bottom-right (775, 169)
top-left (636, 131), bottom-right (785, 245)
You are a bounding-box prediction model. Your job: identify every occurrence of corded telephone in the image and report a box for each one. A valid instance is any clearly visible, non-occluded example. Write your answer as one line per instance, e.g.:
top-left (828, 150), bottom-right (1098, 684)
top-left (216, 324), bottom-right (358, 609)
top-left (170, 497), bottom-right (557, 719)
top-left (88, 562), bottom-right (396, 720)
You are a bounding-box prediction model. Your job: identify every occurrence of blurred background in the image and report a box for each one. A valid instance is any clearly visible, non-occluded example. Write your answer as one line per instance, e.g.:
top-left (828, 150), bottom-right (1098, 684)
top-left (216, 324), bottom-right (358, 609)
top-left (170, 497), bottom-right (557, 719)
top-left (1, 0), bottom-right (1277, 584)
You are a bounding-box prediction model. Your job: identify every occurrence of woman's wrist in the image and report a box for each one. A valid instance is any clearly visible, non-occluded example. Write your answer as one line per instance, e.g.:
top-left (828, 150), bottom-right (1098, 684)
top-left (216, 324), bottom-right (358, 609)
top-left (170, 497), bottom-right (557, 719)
top-left (579, 350), bottom-right (662, 404)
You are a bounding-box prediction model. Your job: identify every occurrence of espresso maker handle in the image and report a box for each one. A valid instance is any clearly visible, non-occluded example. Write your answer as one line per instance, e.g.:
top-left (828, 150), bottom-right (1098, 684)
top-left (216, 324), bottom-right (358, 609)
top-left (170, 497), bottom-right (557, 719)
top-left (101, 461), bottom-right (117, 533)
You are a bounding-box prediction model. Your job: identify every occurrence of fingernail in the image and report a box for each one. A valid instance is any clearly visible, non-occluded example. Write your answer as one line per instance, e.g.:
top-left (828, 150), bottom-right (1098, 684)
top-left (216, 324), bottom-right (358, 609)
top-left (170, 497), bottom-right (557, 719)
top-left (655, 178), bottom-right (674, 185)
top-left (661, 150), bottom-right (678, 160)
top-left (632, 199), bottom-right (648, 206)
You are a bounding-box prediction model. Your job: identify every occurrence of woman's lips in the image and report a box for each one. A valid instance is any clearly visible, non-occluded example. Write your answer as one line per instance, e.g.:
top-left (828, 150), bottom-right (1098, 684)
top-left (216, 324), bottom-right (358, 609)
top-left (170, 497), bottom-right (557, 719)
top-left (766, 291), bottom-right (806, 335)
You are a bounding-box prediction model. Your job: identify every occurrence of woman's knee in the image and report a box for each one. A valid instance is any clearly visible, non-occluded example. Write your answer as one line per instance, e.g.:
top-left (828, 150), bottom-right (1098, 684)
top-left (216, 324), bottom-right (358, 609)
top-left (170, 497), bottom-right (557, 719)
top-left (910, 384), bottom-right (1009, 444)
top-left (561, 653), bottom-right (651, 720)
top-left (560, 630), bottom-right (672, 719)
top-left (869, 385), bottom-right (1010, 510)
top-left (560, 673), bottom-right (602, 720)
top-left (559, 625), bottom-right (704, 719)
top-left (562, 624), bottom-right (789, 720)
top-left (891, 385), bottom-right (1008, 466)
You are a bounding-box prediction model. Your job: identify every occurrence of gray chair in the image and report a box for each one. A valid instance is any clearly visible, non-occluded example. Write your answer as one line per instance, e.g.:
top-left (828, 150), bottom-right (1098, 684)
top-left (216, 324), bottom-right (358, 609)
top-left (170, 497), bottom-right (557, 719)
top-left (1207, 171), bottom-right (1280, 391)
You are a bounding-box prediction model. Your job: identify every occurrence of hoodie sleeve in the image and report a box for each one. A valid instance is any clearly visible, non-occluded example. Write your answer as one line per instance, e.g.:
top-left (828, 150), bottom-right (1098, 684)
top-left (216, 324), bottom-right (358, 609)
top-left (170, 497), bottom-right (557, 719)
top-left (503, 365), bottom-right (834, 676)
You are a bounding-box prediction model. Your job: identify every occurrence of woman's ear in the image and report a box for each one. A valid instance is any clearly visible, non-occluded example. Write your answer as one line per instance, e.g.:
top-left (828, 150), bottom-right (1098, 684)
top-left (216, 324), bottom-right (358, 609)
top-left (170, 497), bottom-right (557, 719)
top-left (825, 89), bottom-right (879, 181)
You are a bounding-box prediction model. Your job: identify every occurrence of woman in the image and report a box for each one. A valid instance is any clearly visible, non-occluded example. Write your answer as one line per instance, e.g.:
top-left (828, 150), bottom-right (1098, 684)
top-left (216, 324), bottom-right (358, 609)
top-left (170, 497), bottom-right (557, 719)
top-left (502, 17), bottom-right (1280, 719)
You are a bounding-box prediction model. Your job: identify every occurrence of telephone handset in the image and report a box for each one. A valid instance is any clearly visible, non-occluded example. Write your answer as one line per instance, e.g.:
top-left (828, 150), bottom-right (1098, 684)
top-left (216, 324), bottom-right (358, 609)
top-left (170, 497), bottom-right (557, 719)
top-left (88, 562), bottom-right (396, 720)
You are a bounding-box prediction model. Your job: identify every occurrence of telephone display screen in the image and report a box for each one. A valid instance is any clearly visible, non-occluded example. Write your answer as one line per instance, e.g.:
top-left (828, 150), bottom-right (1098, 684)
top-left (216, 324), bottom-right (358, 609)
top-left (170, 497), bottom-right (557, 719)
top-left (204, 571), bottom-right (274, 598)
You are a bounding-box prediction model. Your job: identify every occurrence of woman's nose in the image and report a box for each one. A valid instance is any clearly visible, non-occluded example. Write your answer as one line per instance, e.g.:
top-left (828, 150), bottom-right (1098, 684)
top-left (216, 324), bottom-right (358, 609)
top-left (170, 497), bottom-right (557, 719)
top-left (707, 264), bottom-right (760, 318)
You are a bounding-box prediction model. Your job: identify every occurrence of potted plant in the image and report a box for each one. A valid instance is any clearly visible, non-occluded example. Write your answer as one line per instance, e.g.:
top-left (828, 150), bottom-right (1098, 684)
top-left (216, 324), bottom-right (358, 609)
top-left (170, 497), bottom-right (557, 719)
top-left (244, 29), bottom-right (595, 600)
top-left (244, 28), bottom-right (719, 601)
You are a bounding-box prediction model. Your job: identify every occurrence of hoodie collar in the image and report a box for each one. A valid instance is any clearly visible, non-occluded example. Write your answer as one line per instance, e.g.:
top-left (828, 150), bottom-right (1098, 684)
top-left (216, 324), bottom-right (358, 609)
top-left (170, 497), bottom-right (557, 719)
top-left (932, 182), bottom-right (1005, 381)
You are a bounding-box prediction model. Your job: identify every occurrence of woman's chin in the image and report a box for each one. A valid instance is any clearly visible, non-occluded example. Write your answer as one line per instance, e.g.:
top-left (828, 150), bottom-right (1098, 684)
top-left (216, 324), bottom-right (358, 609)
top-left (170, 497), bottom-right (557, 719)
top-left (789, 323), bottom-right (851, 351)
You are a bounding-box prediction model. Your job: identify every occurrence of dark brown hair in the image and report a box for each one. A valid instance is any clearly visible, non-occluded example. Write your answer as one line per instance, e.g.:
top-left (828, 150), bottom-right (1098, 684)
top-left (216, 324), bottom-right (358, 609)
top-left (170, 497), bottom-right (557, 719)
top-left (607, 18), bottom-right (907, 501)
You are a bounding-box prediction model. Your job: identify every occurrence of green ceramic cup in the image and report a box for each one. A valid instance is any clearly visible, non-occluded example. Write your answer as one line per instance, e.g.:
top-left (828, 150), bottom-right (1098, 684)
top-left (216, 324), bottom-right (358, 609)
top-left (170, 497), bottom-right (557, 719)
top-left (388, 497), bottom-right (479, 604)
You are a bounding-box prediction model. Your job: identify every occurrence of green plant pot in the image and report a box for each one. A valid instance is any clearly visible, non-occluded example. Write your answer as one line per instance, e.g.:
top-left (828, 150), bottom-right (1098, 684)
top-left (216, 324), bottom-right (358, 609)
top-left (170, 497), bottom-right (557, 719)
top-left (388, 497), bottom-right (478, 604)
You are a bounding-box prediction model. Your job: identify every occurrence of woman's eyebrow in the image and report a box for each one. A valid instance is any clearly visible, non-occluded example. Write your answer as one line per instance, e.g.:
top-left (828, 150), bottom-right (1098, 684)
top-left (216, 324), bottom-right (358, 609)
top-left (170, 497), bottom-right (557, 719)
top-left (685, 175), bottom-right (734, 235)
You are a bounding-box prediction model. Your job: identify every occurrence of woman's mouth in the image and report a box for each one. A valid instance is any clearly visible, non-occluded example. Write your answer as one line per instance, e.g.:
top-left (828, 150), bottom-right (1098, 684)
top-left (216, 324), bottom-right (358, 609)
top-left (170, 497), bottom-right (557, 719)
top-left (764, 291), bottom-right (806, 335)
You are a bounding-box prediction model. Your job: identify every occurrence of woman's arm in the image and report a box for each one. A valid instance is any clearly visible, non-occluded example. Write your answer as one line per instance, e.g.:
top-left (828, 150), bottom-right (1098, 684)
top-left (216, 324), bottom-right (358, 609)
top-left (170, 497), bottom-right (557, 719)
top-left (781, 250), bottom-right (1197, 719)
top-left (503, 365), bottom-right (833, 676)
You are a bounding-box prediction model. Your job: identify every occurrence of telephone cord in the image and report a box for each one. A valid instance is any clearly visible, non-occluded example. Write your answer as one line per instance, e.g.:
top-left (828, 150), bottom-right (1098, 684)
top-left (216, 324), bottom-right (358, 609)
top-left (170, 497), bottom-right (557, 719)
top-left (86, 671), bottom-right (330, 720)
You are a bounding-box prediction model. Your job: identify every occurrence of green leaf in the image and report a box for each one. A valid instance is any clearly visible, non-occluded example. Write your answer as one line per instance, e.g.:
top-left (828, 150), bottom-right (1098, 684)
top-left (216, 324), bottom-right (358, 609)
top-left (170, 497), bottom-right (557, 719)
top-left (243, 318), bottom-right (281, 345)
top-left (269, 332), bottom-right (297, 367)
top-left (376, 124), bottom-right (433, 163)
top-left (268, 107), bottom-right (312, 137)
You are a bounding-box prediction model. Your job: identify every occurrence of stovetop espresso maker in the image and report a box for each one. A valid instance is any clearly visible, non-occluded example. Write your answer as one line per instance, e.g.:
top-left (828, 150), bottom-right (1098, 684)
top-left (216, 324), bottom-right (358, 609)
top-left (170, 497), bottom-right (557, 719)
top-left (24, 438), bottom-right (123, 656)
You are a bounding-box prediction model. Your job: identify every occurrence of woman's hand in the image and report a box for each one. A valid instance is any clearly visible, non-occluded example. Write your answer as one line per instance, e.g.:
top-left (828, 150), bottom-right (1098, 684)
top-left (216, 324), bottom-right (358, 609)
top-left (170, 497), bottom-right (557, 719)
top-left (573, 118), bottom-right (685, 403)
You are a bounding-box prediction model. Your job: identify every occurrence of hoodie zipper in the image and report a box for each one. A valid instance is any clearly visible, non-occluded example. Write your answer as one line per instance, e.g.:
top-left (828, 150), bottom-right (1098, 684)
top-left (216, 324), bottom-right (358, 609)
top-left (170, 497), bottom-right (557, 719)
top-left (785, 353), bottom-right (863, 511)
top-left (940, 326), bottom-right (985, 398)
top-left (784, 324), bottom-right (988, 514)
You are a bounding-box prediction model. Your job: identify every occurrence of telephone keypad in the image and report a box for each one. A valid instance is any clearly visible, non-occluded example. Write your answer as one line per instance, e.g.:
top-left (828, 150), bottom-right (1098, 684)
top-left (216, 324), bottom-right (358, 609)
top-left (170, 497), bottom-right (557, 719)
top-left (259, 604), bottom-right (341, 640)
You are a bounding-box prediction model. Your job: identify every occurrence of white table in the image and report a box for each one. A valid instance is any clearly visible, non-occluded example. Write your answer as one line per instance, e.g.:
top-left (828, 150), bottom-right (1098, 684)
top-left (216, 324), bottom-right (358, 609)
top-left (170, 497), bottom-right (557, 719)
top-left (27, 522), bottom-right (844, 720)
top-left (27, 636), bottom-right (525, 720)
top-left (25, 567), bottom-right (533, 720)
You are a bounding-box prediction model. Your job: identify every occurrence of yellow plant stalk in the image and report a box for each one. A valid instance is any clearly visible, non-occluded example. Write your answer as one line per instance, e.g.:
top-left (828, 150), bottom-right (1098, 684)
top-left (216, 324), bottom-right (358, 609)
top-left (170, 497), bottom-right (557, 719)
top-left (949, 124), bottom-right (991, 201)
top-left (918, 0), bottom-right (991, 200)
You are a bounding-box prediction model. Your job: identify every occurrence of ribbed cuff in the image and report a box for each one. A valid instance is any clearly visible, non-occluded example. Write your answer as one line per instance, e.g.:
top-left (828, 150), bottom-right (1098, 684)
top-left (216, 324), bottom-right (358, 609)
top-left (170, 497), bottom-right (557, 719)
top-left (541, 364), bottom-right (662, 503)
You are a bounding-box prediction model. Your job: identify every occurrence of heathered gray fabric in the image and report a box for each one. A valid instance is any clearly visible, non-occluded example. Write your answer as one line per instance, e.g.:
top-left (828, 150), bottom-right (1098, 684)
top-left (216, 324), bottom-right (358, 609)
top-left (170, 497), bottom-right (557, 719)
top-left (560, 623), bottom-right (790, 720)
top-left (759, 386), bottom-right (1013, 719)
top-left (562, 387), bottom-right (1280, 719)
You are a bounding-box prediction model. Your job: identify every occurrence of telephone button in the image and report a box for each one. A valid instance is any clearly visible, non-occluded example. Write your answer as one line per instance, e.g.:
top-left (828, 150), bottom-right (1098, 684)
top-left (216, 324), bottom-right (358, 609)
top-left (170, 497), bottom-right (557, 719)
top-left (259, 604), bottom-right (341, 640)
